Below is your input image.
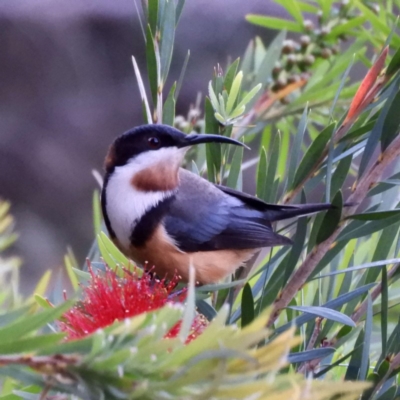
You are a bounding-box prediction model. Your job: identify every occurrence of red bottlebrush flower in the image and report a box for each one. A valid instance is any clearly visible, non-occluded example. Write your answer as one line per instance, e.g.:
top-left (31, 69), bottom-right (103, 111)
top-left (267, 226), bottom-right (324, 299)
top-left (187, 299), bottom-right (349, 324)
top-left (59, 265), bottom-right (207, 342)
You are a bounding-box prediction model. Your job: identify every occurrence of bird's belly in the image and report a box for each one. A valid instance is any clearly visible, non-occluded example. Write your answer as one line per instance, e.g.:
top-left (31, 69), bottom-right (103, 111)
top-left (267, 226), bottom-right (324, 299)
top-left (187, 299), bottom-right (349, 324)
top-left (127, 225), bottom-right (256, 284)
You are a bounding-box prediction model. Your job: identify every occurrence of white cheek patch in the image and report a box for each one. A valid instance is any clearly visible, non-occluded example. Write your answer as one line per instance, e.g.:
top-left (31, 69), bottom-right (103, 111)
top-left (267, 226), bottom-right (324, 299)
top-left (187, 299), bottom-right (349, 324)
top-left (105, 149), bottom-right (180, 250)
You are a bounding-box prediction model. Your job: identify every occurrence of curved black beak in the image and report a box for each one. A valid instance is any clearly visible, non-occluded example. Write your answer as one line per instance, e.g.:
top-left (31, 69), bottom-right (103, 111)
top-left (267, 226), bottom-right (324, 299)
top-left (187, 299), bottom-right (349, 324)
top-left (180, 133), bottom-right (250, 150)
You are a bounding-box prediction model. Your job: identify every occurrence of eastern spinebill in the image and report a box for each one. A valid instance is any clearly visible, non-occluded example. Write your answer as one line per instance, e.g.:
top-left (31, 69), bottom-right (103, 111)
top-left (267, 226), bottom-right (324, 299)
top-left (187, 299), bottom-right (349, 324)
top-left (101, 124), bottom-right (331, 284)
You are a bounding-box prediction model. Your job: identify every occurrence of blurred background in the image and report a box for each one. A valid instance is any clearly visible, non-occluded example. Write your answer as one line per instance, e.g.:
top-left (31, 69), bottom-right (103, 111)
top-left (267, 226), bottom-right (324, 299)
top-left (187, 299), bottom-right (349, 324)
top-left (0, 0), bottom-right (280, 291)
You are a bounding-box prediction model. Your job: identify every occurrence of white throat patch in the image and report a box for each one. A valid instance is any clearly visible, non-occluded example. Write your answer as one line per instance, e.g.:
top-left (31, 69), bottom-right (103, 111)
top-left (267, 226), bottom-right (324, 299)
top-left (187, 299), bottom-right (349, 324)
top-left (104, 147), bottom-right (183, 250)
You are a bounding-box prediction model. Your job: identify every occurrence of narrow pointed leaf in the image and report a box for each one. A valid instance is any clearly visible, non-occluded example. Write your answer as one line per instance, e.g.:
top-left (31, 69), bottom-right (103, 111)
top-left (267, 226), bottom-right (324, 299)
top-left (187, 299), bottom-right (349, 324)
top-left (347, 209), bottom-right (400, 221)
top-left (226, 143), bottom-right (244, 188)
top-left (287, 104), bottom-right (308, 189)
top-left (224, 58), bottom-right (240, 93)
top-left (163, 82), bottom-right (176, 126)
top-left (175, 0), bottom-right (185, 25)
top-left (313, 258), bottom-right (400, 280)
top-left (276, 283), bottom-right (375, 333)
top-left (381, 85), bottom-right (400, 151)
top-left (146, 25), bottom-right (158, 104)
top-left (0, 302), bottom-right (72, 342)
top-left (316, 190), bottom-right (342, 244)
top-left (254, 30), bottom-right (286, 87)
top-left (148, 0), bottom-right (158, 34)
top-left (175, 50), bottom-right (190, 101)
top-left (160, 0), bottom-right (175, 81)
top-left (241, 283), bottom-right (255, 328)
top-left (246, 15), bottom-right (302, 32)
top-left (359, 294), bottom-right (372, 380)
top-left (256, 147), bottom-right (267, 200)
top-left (289, 305), bottom-right (355, 327)
top-left (288, 347), bottom-right (335, 363)
top-left (264, 133), bottom-right (280, 203)
top-left (291, 122), bottom-right (335, 190)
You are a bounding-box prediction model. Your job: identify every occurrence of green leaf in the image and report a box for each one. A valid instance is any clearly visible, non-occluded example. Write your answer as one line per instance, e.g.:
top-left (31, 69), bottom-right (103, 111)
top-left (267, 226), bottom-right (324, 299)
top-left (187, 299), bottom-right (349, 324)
top-left (338, 207), bottom-right (400, 242)
top-left (319, 0), bottom-right (334, 21)
top-left (256, 147), bottom-right (267, 200)
top-left (325, 16), bottom-right (367, 40)
top-left (241, 283), bottom-right (255, 327)
top-left (274, 0), bottom-right (303, 24)
top-left (34, 294), bottom-right (52, 310)
top-left (264, 133), bottom-right (280, 203)
top-left (347, 209), bottom-right (400, 221)
top-left (345, 328), bottom-right (365, 380)
top-left (159, 0), bottom-right (175, 82)
top-left (175, 0), bottom-right (185, 25)
top-left (97, 232), bottom-right (133, 276)
top-left (224, 58), bottom-right (240, 93)
top-left (163, 82), bottom-right (176, 126)
top-left (92, 189), bottom-right (102, 237)
top-left (132, 56), bottom-right (153, 124)
top-left (288, 347), bottom-right (335, 363)
top-left (226, 143), bottom-right (244, 188)
top-left (381, 267), bottom-right (388, 358)
top-left (146, 25), bottom-right (158, 105)
top-left (175, 50), bottom-right (190, 101)
top-left (381, 86), bottom-right (400, 151)
top-left (148, 0), bottom-right (158, 34)
top-left (179, 266), bottom-right (195, 341)
top-left (205, 98), bottom-right (220, 183)
top-left (291, 122), bottom-right (335, 190)
top-left (275, 283), bottom-right (376, 334)
top-left (313, 258), bottom-right (400, 280)
top-left (246, 15), bottom-right (302, 32)
top-left (282, 191), bottom-right (308, 283)
top-left (288, 306), bottom-right (355, 327)
top-left (235, 84), bottom-right (262, 113)
top-left (0, 333), bottom-right (65, 354)
top-left (64, 252), bottom-right (79, 291)
top-left (316, 190), bottom-right (342, 245)
top-left (226, 71), bottom-right (242, 114)
top-left (254, 30), bottom-right (286, 87)
top-left (208, 81), bottom-right (219, 111)
top-left (359, 294), bottom-right (372, 380)
top-left (330, 155), bottom-right (353, 196)
top-left (286, 105), bottom-right (308, 190)
top-left (387, 45), bottom-right (400, 76)
top-left (314, 347), bottom-right (359, 378)
top-left (0, 302), bottom-right (72, 343)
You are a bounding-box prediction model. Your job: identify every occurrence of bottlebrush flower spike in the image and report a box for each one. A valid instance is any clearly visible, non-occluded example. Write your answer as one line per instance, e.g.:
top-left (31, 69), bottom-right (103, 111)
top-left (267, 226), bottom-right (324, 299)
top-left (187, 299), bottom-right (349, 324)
top-left (59, 264), bottom-right (207, 342)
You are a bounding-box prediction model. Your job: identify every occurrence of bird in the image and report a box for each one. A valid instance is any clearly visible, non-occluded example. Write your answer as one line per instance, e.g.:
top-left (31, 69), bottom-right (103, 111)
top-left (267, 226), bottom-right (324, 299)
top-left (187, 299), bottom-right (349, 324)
top-left (101, 124), bottom-right (332, 284)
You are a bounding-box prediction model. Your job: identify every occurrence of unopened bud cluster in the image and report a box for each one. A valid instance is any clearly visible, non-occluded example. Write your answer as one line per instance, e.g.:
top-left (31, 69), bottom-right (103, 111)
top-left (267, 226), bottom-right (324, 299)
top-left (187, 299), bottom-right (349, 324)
top-left (271, 0), bottom-right (363, 102)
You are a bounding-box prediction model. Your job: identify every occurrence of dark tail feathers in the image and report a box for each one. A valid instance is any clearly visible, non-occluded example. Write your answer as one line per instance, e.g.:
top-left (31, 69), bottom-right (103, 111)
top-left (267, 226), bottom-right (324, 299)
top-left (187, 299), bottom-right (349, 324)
top-left (267, 203), bottom-right (333, 222)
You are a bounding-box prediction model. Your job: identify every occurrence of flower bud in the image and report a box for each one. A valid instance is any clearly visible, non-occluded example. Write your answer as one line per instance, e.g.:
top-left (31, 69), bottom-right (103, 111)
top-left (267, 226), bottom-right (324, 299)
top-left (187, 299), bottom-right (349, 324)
top-left (300, 35), bottom-right (311, 48)
top-left (282, 39), bottom-right (296, 54)
top-left (303, 19), bottom-right (314, 32)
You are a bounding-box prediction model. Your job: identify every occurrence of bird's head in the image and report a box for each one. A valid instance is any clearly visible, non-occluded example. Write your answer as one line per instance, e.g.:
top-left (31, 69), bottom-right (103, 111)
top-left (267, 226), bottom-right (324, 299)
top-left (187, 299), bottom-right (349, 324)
top-left (104, 124), bottom-right (246, 191)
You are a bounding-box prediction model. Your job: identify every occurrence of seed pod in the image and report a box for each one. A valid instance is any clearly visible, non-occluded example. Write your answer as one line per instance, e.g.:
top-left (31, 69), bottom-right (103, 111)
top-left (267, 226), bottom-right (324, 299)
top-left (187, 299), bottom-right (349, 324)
top-left (287, 75), bottom-right (301, 84)
top-left (282, 39), bottom-right (296, 54)
top-left (303, 54), bottom-right (315, 66)
top-left (286, 54), bottom-right (297, 70)
top-left (320, 26), bottom-right (331, 36)
top-left (300, 35), bottom-right (311, 48)
top-left (303, 19), bottom-right (314, 32)
top-left (321, 48), bottom-right (332, 59)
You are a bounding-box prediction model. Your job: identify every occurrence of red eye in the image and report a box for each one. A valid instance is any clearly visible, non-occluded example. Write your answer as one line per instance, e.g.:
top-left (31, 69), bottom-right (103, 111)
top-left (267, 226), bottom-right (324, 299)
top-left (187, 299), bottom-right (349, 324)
top-left (148, 137), bottom-right (160, 148)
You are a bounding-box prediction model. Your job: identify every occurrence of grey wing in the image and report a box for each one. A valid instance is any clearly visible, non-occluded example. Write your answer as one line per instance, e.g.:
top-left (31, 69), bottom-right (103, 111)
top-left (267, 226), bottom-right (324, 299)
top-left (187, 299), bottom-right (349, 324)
top-left (163, 169), bottom-right (292, 252)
